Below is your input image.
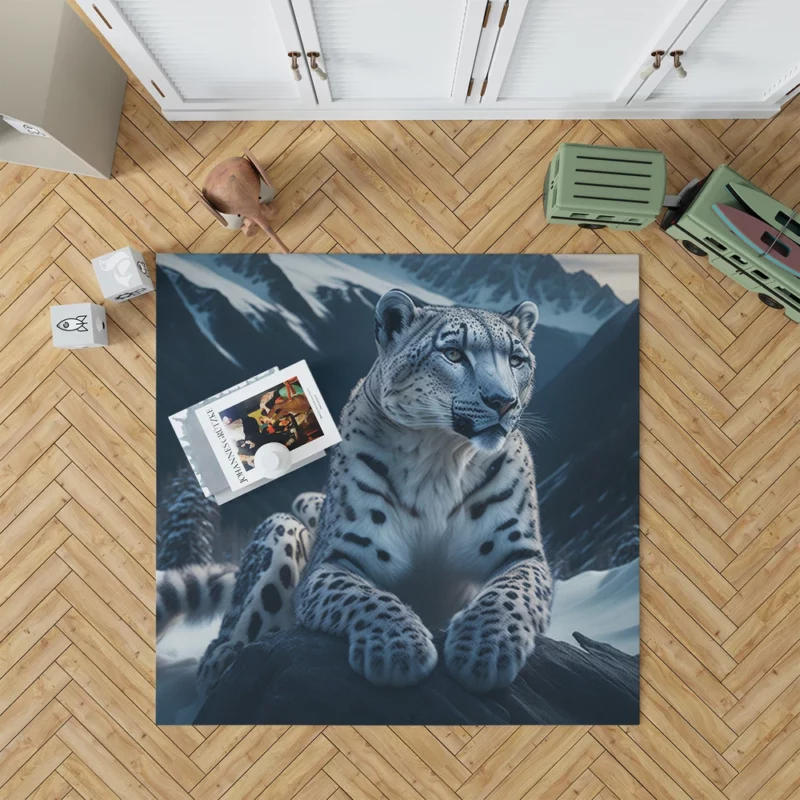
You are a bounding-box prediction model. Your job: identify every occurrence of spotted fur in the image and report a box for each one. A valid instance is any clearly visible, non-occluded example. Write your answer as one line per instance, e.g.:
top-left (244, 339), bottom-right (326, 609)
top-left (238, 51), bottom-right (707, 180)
top-left (294, 290), bottom-right (552, 692)
top-left (194, 494), bottom-right (322, 695)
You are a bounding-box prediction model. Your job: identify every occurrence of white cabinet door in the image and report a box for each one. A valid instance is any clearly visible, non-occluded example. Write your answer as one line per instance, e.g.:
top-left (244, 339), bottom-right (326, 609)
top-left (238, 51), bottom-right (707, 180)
top-left (635, 0), bottom-right (800, 107)
top-left (479, 0), bottom-right (707, 108)
top-left (77, 0), bottom-right (317, 112)
top-left (290, 0), bottom-right (486, 108)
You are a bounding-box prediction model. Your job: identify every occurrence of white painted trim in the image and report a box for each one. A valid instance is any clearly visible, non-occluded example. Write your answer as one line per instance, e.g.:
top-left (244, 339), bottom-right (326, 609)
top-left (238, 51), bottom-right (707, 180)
top-left (289, 0), bottom-right (333, 105)
top-left (480, 0), bottom-right (711, 108)
top-left (76, 0), bottom-right (784, 123)
top-left (74, 0), bottom-right (183, 106)
top-left (162, 102), bottom-right (778, 121)
top-left (464, 0), bottom-right (504, 107)
top-left (480, 0), bottom-right (529, 104)
top-left (290, 0), bottom-right (487, 107)
top-left (76, 0), bottom-right (318, 110)
top-left (451, 0), bottom-right (489, 104)
top-left (629, 0), bottom-right (728, 103)
top-left (614, 0), bottom-right (712, 105)
top-left (267, 0), bottom-right (318, 107)
top-left (763, 63), bottom-right (800, 106)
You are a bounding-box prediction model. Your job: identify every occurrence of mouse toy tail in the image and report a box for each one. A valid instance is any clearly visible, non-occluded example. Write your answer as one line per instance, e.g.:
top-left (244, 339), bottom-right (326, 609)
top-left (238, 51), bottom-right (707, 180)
top-left (255, 215), bottom-right (290, 254)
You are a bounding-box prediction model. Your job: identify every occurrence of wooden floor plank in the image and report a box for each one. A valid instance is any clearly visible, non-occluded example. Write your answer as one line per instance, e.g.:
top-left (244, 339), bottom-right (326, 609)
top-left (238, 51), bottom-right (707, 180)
top-left (122, 85), bottom-right (202, 176)
top-left (400, 121), bottom-right (469, 174)
top-left (0, 227), bottom-right (68, 315)
top-left (57, 645), bottom-right (203, 790)
top-left (55, 392), bottom-right (154, 503)
top-left (722, 496), bottom-right (800, 590)
top-left (641, 501), bottom-right (735, 608)
top-left (329, 122), bottom-right (468, 246)
top-left (0, 592), bottom-right (70, 684)
top-left (56, 681), bottom-right (192, 799)
top-left (56, 535), bottom-right (153, 644)
top-left (322, 137), bottom-right (449, 252)
top-left (0, 163), bottom-right (36, 206)
top-left (365, 120), bottom-right (469, 210)
top-left (453, 121), bottom-right (540, 193)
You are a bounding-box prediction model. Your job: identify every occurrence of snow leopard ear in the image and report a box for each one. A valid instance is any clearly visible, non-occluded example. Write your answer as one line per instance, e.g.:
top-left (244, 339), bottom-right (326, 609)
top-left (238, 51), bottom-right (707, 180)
top-left (505, 301), bottom-right (539, 345)
top-left (375, 289), bottom-right (417, 350)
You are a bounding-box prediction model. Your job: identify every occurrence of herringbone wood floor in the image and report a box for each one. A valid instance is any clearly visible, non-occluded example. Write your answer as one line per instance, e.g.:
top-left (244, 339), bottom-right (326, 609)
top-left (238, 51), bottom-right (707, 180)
top-left (3, 23), bottom-right (800, 799)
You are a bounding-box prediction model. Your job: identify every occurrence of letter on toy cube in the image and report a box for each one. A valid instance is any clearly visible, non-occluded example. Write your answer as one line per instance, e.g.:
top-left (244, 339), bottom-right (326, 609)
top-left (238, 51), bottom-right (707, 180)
top-left (92, 246), bottom-right (154, 302)
top-left (50, 303), bottom-right (108, 349)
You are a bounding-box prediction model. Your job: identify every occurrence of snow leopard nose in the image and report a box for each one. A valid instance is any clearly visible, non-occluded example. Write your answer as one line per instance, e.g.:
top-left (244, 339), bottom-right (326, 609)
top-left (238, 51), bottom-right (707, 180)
top-left (482, 392), bottom-right (517, 417)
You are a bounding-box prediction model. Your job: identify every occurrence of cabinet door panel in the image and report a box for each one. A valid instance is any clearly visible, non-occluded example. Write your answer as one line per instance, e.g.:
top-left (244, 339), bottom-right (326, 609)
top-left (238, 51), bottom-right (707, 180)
top-left (645, 0), bottom-right (800, 103)
top-left (79, 0), bottom-right (315, 109)
top-left (481, 0), bottom-right (707, 107)
top-left (488, 0), bottom-right (699, 104)
top-left (292, 0), bottom-right (485, 106)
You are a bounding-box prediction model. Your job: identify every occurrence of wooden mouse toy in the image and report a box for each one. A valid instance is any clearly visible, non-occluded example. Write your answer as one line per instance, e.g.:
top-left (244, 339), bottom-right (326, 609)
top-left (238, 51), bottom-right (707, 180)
top-left (197, 148), bottom-right (289, 253)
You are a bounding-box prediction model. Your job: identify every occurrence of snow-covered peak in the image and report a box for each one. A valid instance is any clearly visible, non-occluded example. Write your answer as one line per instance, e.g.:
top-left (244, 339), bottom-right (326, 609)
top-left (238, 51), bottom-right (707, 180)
top-left (156, 252), bottom-right (630, 372)
top-left (310, 253), bottom-right (625, 335)
top-left (158, 253), bottom-right (318, 361)
top-left (269, 253), bottom-right (453, 319)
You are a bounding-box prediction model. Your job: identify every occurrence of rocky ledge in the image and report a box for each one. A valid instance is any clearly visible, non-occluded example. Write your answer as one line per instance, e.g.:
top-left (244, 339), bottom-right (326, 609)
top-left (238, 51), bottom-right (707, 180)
top-left (195, 629), bottom-right (639, 725)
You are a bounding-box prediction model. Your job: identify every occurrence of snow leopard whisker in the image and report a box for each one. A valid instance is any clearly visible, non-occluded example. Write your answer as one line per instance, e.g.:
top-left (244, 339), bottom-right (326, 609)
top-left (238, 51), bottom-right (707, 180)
top-left (517, 412), bottom-right (552, 443)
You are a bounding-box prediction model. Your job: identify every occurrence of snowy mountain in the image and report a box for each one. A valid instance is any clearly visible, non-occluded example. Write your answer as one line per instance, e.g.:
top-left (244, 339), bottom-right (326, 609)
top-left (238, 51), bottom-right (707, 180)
top-left (532, 301), bottom-right (640, 577)
top-left (158, 253), bottom-right (319, 365)
top-left (548, 559), bottom-right (640, 655)
top-left (273, 252), bottom-right (624, 335)
top-left (158, 252), bottom-right (620, 368)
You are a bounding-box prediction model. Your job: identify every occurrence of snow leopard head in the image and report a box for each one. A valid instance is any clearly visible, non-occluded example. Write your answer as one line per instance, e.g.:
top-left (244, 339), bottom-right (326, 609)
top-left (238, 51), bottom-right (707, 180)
top-left (373, 289), bottom-right (538, 453)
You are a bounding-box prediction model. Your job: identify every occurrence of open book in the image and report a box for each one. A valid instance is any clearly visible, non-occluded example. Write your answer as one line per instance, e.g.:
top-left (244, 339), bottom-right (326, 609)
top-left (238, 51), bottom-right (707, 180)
top-left (170, 361), bottom-right (341, 504)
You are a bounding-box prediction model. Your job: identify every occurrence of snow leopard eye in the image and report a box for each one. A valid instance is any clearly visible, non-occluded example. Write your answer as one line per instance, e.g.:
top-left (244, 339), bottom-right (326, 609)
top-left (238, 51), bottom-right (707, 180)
top-left (509, 354), bottom-right (525, 368)
top-left (443, 348), bottom-right (464, 363)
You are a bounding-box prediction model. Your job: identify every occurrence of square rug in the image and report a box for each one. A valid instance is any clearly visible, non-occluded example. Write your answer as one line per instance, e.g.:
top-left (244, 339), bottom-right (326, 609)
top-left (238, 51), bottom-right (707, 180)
top-left (155, 252), bottom-right (640, 726)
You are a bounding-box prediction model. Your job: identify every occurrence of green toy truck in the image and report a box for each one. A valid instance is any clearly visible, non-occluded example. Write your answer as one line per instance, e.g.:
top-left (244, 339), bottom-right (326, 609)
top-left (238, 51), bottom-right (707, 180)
top-left (660, 165), bottom-right (800, 323)
top-left (543, 143), bottom-right (667, 231)
top-left (543, 143), bottom-right (800, 323)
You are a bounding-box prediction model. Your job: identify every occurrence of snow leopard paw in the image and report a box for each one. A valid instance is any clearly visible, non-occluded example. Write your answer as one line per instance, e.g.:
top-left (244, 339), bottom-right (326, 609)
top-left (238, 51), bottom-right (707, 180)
top-left (197, 638), bottom-right (243, 697)
top-left (350, 621), bottom-right (438, 688)
top-left (444, 605), bottom-right (535, 693)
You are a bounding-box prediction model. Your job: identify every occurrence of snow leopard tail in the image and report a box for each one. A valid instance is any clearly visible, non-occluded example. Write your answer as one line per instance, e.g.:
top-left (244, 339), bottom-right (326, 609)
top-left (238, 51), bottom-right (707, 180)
top-left (156, 493), bottom-right (326, 641)
top-left (156, 563), bottom-right (237, 638)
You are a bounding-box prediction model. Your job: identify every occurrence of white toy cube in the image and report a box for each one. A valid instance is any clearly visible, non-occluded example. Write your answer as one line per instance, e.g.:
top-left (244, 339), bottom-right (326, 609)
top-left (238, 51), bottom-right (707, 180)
top-left (92, 246), bottom-right (154, 302)
top-left (51, 303), bottom-right (107, 349)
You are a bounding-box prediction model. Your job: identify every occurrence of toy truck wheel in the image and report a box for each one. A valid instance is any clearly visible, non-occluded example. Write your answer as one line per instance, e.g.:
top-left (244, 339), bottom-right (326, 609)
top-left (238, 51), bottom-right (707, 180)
top-left (758, 293), bottom-right (784, 310)
top-left (682, 240), bottom-right (707, 257)
top-left (578, 223), bottom-right (606, 230)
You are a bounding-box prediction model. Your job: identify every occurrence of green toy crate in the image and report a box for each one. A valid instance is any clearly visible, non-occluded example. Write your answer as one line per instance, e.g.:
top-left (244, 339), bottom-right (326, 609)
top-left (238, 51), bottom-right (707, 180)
top-left (544, 143), bottom-right (667, 231)
top-left (660, 164), bottom-right (800, 323)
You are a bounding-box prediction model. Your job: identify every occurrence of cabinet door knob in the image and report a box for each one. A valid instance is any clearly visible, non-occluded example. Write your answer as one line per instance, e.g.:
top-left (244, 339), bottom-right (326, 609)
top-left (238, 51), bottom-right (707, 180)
top-left (670, 50), bottom-right (687, 79)
top-left (307, 52), bottom-right (328, 81)
top-left (288, 52), bottom-right (302, 81)
top-left (640, 50), bottom-right (664, 80)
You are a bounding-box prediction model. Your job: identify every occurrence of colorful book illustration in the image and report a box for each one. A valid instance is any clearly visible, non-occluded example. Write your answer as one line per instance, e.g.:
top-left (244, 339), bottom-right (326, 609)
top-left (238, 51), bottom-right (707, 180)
top-left (713, 204), bottom-right (800, 276)
top-left (725, 183), bottom-right (800, 246)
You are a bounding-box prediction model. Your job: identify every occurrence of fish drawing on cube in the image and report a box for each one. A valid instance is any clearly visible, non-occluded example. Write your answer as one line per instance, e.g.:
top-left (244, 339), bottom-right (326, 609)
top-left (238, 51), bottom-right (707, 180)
top-left (51, 303), bottom-right (107, 349)
top-left (92, 246), bottom-right (154, 302)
